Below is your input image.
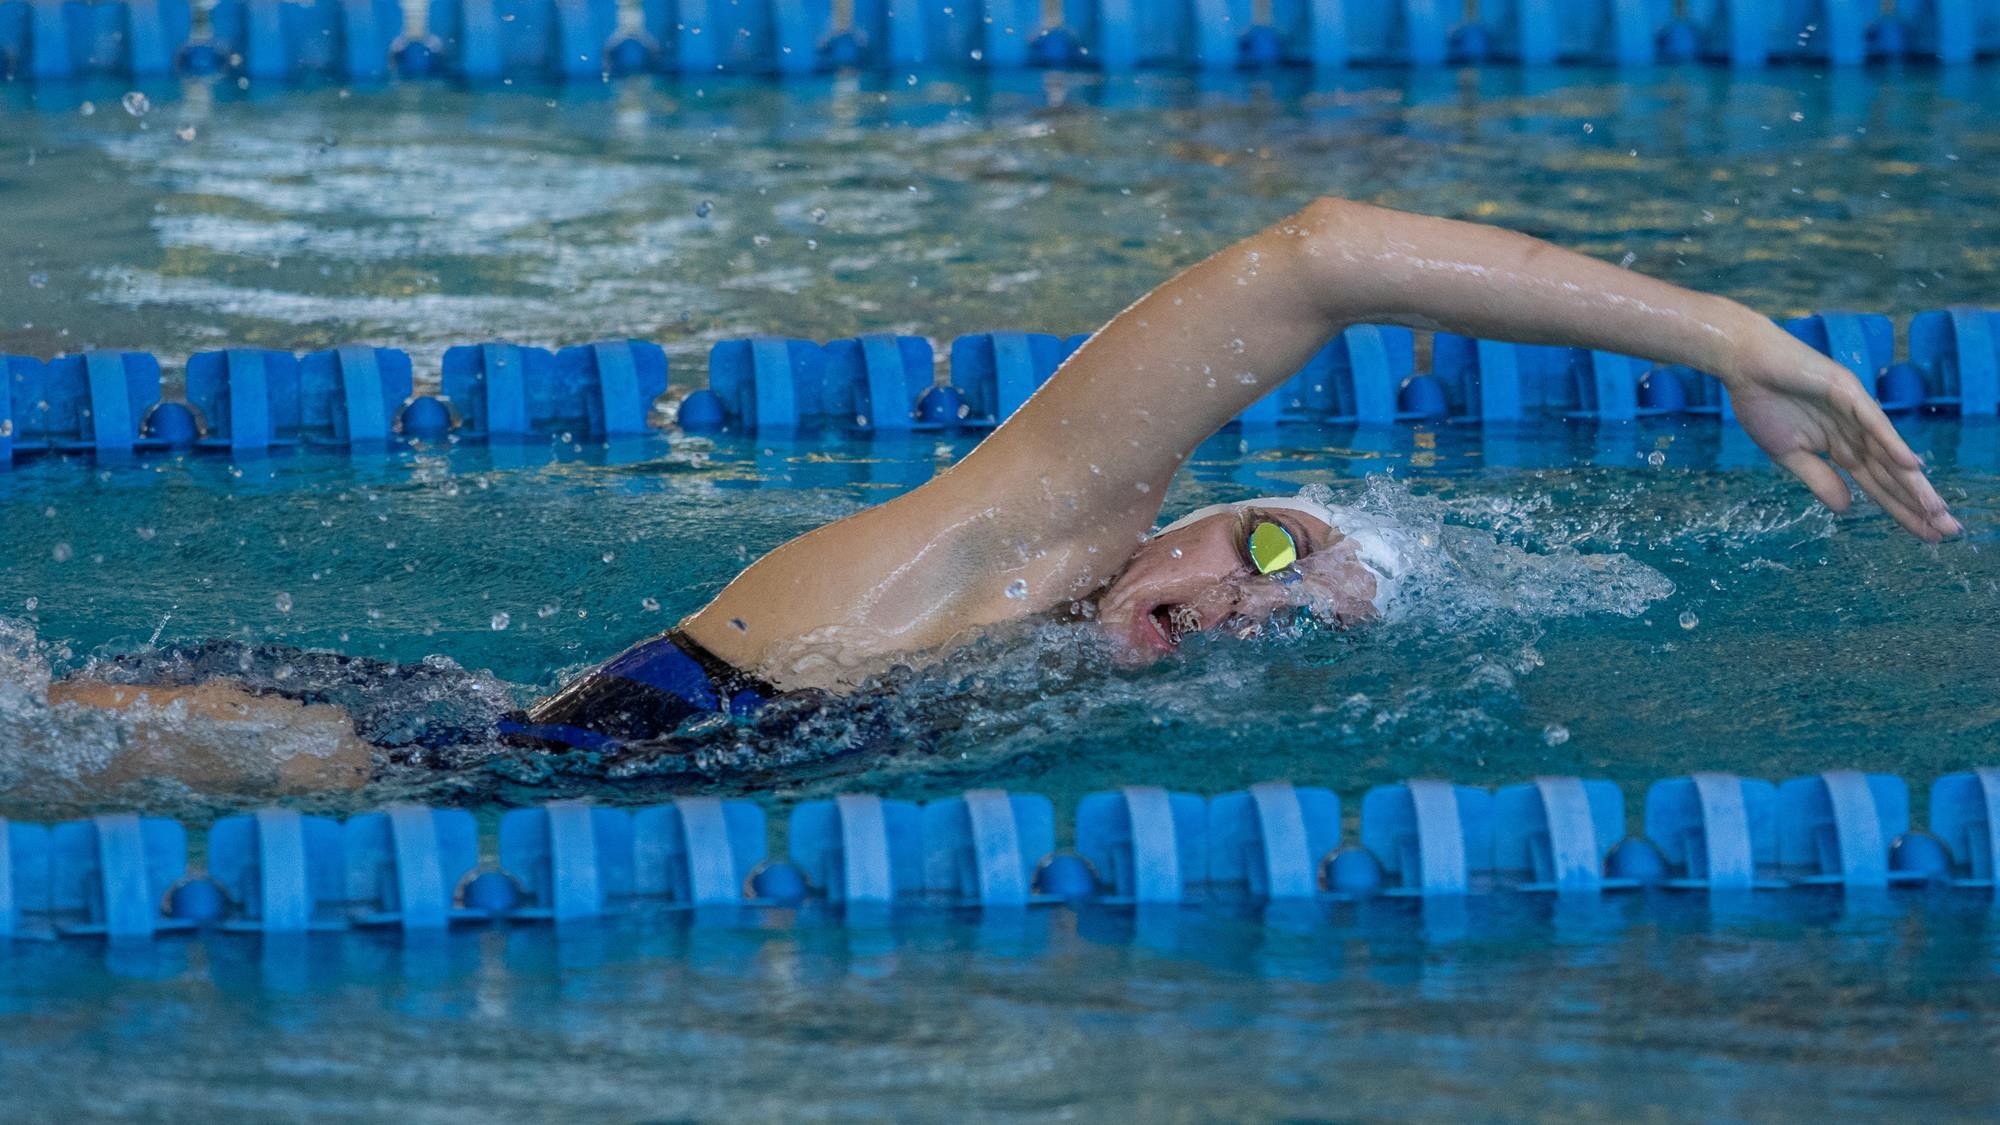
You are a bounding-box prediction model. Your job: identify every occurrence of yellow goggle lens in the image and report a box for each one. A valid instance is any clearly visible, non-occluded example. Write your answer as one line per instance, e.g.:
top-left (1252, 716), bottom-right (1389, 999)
top-left (1247, 520), bottom-right (1297, 576)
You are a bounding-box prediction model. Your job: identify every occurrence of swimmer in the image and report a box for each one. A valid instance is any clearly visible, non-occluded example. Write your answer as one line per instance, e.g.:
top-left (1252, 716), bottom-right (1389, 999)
top-left (45, 198), bottom-right (1960, 779)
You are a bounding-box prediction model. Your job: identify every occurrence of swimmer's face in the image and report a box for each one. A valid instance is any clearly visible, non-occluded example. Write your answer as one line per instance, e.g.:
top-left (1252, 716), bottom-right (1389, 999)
top-left (1095, 508), bottom-right (1381, 656)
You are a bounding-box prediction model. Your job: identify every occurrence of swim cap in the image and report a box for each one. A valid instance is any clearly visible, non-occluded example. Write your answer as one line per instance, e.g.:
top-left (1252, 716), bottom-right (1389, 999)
top-left (1154, 496), bottom-right (1412, 615)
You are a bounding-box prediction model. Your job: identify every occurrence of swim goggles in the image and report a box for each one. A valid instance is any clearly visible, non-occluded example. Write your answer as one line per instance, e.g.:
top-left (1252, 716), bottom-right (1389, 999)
top-left (1246, 519), bottom-right (1300, 579)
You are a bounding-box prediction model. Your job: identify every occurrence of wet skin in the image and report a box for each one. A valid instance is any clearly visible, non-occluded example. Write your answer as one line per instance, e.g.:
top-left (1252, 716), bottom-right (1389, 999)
top-left (1095, 510), bottom-right (1382, 655)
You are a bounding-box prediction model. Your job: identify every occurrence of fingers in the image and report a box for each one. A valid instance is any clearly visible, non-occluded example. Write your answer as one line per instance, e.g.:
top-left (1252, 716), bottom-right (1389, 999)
top-left (1777, 449), bottom-right (1852, 514)
top-left (1847, 391), bottom-right (1924, 471)
top-left (1837, 401), bottom-right (1961, 539)
top-left (1850, 458), bottom-right (1945, 543)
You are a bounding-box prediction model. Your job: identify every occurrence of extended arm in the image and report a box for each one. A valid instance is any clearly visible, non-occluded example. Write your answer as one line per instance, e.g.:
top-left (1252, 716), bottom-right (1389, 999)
top-left (976, 196), bottom-right (1955, 543)
top-left (686, 199), bottom-right (1955, 685)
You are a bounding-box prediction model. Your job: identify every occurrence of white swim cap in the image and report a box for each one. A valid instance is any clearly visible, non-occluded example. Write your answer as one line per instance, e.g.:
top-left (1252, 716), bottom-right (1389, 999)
top-left (1153, 496), bottom-right (1412, 615)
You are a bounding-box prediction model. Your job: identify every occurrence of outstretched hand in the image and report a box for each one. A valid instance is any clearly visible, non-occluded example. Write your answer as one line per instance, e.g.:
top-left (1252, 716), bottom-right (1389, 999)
top-left (1727, 332), bottom-right (1959, 542)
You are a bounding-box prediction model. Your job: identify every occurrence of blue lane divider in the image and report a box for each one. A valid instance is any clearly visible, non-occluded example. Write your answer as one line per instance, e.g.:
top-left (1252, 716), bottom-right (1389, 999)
top-left (1775, 769), bottom-right (1927, 887)
top-left (948, 331), bottom-right (1088, 427)
top-left (1644, 773), bottom-right (1783, 890)
top-left (11, 764), bottom-right (2000, 943)
top-left (1360, 779), bottom-right (1492, 895)
top-left (51, 813), bottom-right (191, 937)
top-left (1494, 777), bottom-right (1635, 893)
top-left (1910, 308), bottom-right (2000, 415)
top-left (10, 0), bottom-right (193, 78)
top-left (1482, 0), bottom-right (1672, 63)
top-left (922, 789), bottom-right (1056, 905)
top-left (207, 0), bottom-right (400, 79)
top-left (1074, 785), bottom-right (1206, 902)
top-left (789, 793), bottom-right (923, 903)
top-left (0, 819), bottom-right (50, 938)
top-left (826, 334), bottom-right (932, 433)
top-left (442, 342), bottom-right (547, 438)
top-left (344, 805), bottom-right (484, 927)
top-left (1930, 768), bottom-right (2000, 886)
top-left (208, 808), bottom-right (347, 932)
top-left (1564, 350), bottom-right (1645, 422)
top-left (707, 336), bottom-right (819, 432)
top-left (5, 0), bottom-right (2000, 79)
top-left (699, 333), bottom-right (934, 433)
top-left (20, 352), bottom-right (162, 452)
top-left (1786, 311), bottom-right (1896, 388)
top-left (1208, 781), bottom-right (1340, 900)
top-left (187, 348), bottom-right (293, 451)
top-left (633, 796), bottom-right (765, 904)
top-left (1433, 334), bottom-right (1525, 422)
top-left (499, 800), bottom-right (634, 920)
top-left (431, 0), bottom-right (616, 78)
top-left (5, 303), bottom-right (1997, 468)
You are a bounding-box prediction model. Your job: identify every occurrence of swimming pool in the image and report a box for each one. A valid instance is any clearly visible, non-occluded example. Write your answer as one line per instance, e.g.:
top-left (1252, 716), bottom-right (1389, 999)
top-left (5, 65), bottom-right (2000, 1119)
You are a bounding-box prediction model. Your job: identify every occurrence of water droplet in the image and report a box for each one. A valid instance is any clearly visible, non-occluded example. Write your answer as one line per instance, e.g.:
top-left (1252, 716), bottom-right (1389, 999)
top-left (50, 543), bottom-right (72, 562)
top-left (752, 233), bottom-right (770, 247)
top-left (1169, 547), bottom-right (1183, 559)
top-left (135, 527), bottom-right (155, 540)
top-left (366, 607), bottom-right (381, 620)
top-left (120, 91), bottom-right (150, 117)
top-left (602, 551), bottom-right (615, 563)
top-left (78, 101), bottom-right (96, 116)
top-left (1678, 610), bottom-right (1698, 630)
top-left (1005, 578), bottom-right (1029, 600)
top-left (275, 592), bottom-right (293, 612)
top-left (695, 199), bottom-right (713, 218)
top-left (641, 597), bottom-right (660, 612)
top-left (490, 612), bottom-right (510, 630)
top-left (1542, 723), bottom-right (1570, 746)
top-left (810, 207), bottom-right (828, 224)
top-left (174, 124), bottom-right (196, 142)
top-left (27, 272), bottom-right (47, 289)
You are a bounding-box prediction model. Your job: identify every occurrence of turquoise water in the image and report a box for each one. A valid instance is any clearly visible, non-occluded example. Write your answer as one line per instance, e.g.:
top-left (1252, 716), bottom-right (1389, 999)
top-left (3, 66), bottom-right (2000, 1120)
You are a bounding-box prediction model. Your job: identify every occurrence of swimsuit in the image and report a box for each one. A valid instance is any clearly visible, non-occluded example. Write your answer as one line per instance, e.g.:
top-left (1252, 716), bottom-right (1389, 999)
top-left (496, 629), bottom-right (775, 752)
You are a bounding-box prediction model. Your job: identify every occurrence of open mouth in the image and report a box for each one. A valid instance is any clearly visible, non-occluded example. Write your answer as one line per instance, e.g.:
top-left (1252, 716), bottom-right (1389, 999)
top-left (1148, 603), bottom-right (1202, 649)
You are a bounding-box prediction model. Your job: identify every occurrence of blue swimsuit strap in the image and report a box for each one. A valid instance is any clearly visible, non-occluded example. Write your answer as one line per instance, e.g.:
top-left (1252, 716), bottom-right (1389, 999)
top-left (499, 630), bottom-right (773, 751)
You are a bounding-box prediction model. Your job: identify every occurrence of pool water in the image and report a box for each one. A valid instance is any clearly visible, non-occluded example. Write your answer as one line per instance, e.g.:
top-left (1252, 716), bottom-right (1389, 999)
top-left (3, 65), bottom-right (2000, 1120)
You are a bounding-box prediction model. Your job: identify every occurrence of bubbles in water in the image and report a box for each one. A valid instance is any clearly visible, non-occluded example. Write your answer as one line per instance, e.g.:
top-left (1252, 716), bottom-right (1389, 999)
top-left (810, 207), bottom-right (828, 224)
top-left (120, 91), bottom-right (150, 117)
top-left (274, 592), bottom-right (293, 613)
top-left (1005, 579), bottom-right (1029, 600)
top-left (1679, 610), bottom-right (1699, 630)
top-left (78, 101), bottom-right (96, 116)
top-left (537, 605), bottom-right (558, 619)
top-left (27, 273), bottom-right (47, 289)
top-left (1542, 723), bottom-right (1571, 746)
top-left (752, 234), bottom-right (770, 247)
top-left (601, 551), bottom-right (615, 564)
top-left (695, 200), bottom-right (713, 218)
top-left (174, 124), bottom-right (196, 142)
top-left (490, 612), bottom-right (510, 631)
top-left (1647, 450), bottom-right (1666, 467)
top-left (50, 543), bottom-right (72, 563)
top-left (641, 597), bottom-right (660, 612)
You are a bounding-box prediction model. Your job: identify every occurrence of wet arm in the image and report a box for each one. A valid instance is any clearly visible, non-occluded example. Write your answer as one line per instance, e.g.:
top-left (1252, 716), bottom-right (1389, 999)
top-left (975, 196), bottom-right (1955, 542)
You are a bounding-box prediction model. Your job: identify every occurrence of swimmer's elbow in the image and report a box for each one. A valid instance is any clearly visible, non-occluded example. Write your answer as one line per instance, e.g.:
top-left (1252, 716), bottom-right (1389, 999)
top-left (1284, 196), bottom-right (1386, 312)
